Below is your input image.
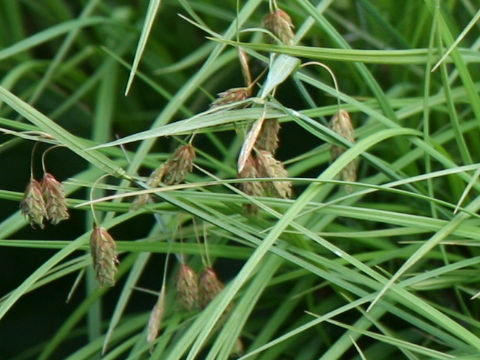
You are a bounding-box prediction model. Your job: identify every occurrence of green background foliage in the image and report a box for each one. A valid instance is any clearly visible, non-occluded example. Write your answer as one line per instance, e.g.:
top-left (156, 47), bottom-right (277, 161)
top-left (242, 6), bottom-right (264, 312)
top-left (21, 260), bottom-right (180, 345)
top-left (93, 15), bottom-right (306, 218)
top-left (1, 0), bottom-right (480, 359)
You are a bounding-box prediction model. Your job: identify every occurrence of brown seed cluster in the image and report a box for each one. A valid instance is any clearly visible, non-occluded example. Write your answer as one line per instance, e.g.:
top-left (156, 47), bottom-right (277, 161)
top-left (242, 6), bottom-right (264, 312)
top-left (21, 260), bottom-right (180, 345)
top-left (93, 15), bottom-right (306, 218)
top-left (198, 267), bottom-right (225, 309)
top-left (329, 110), bottom-right (358, 187)
top-left (175, 264), bottom-right (226, 311)
top-left (237, 118), bottom-right (292, 213)
top-left (20, 179), bottom-right (47, 229)
top-left (132, 144), bottom-right (196, 210)
top-left (42, 173), bottom-right (69, 225)
top-left (90, 226), bottom-right (119, 287)
top-left (210, 87), bottom-right (252, 108)
top-left (147, 284), bottom-right (167, 347)
top-left (175, 263), bottom-right (200, 311)
top-left (263, 9), bottom-right (295, 45)
top-left (20, 173), bottom-right (69, 229)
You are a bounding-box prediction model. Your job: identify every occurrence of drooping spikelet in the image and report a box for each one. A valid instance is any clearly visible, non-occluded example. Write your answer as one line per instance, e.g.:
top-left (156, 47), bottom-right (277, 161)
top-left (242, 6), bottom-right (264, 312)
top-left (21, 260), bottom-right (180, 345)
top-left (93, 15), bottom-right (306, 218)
top-left (238, 155), bottom-right (265, 198)
top-left (255, 118), bottom-right (280, 155)
top-left (20, 178), bottom-right (47, 229)
top-left (255, 150), bottom-right (292, 199)
top-left (263, 9), bottom-right (295, 45)
top-left (131, 144), bottom-right (195, 210)
top-left (238, 155), bottom-right (265, 214)
top-left (90, 226), bottom-right (118, 287)
top-left (328, 110), bottom-right (358, 186)
top-left (161, 144), bottom-right (196, 186)
top-left (210, 87), bottom-right (251, 108)
top-left (41, 173), bottom-right (69, 225)
top-left (147, 284), bottom-right (167, 347)
top-left (198, 267), bottom-right (224, 309)
top-left (175, 263), bottom-right (199, 311)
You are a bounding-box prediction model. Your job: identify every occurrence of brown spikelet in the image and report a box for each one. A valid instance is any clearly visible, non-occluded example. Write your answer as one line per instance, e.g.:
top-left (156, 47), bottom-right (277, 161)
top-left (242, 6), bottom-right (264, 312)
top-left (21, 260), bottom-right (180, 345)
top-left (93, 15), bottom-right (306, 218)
top-left (130, 165), bottom-right (167, 210)
top-left (198, 267), bottom-right (224, 309)
top-left (238, 155), bottom-right (265, 197)
top-left (147, 284), bottom-right (167, 347)
top-left (256, 118), bottom-right (280, 154)
top-left (263, 9), bottom-right (295, 45)
top-left (238, 155), bottom-right (265, 214)
top-left (90, 226), bottom-right (118, 287)
top-left (131, 144), bottom-right (195, 210)
top-left (20, 178), bottom-right (47, 229)
top-left (162, 144), bottom-right (196, 185)
top-left (175, 263), bottom-right (199, 311)
top-left (210, 87), bottom-right (251, 108)
top-left (41, 173), bottom-right (69, 225)
top-left (255, 150), bottom-right (292, 199)
top-left (328, 110), bottom-right (358, 186)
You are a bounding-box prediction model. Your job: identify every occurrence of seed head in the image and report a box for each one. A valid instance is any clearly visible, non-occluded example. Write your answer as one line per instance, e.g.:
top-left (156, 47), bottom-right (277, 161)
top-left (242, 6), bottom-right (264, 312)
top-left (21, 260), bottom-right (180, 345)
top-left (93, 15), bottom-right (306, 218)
top-left (256, 119), bottom-right (280, 155)
top-left (210, 87), bottom-right (251, 108)
top-left (263, 9), bottom-right (295, 45)
top-left (175, 263), bottom-right (199, 311)
top-left (42, 173), bottom-right (69, 225)
top-left (329, 110), bottom-right (355, 158)
top-left (90, 226), bottom-right (118, 287)
top-left (238, 155), bottom-right (265, 198)
top-left (147, 284), bottom-right (167, 346)
top-left (255, 150), bottom-right (292, 198)
top-left (20, 178), bottom-right (47, 229)
top-left (199, 267), bottom-right (224, 308)
top-left (130, 165), bottom-right (167, 210)
top-left (162, 144), bottom-right (196, 185)
top-left (131, 144), bottom-right (195, 210)
top-left (329, 110), bottom-right (358, 186)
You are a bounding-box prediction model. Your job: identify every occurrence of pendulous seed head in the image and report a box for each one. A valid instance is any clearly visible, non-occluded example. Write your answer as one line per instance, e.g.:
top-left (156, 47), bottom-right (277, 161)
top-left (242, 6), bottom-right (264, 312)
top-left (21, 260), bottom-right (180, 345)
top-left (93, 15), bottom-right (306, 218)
top-left (238, 155), bottom-right (265, 198)
top-left (175, 263), bottom-right (199, 311)
top-left (147, 284), bottom-right (167, 346)
top-left (255, 150), bottom-right (292, 199)
top-left (198, 267), bottom-right (224, 309)
top-left (41, 173), bottom-right (69, 225)
top-left (328, 110), bottom-right (358, 186)
top-left (263, 9), bottom-right (295, 45)
top-left (256, 118), bottom-right (280, 155)
top-left (162, 144), bottom-right (196, 186)
top-left (131, 144), bottom-right (195, 210)
top-left (329, 110), bottom-right (355, 158)
top-left (90, 226), bottom-right (119, 287)
top-left (20, 178), bottom-right (47, 229)
top-left (210, 87), bottom-right (252, 108)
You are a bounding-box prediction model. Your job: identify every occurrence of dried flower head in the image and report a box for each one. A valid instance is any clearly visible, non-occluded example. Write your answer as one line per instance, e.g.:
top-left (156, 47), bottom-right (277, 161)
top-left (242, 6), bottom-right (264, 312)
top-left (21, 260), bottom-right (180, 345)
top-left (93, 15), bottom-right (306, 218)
top-left (199, 267), bottom-right (224, 308)
top-left (147, 285), bottom-right (167, 347)
top-left (131, 144), bottom-right (195, 210)
top-left (328, 110), bottom-right (358, 185)
top-left (175, 263), bottom-right (199, 311)
top-left (162, 144), bottom-right (196, 186)
top-left (238, 155), bottom-right (265, 198)
top-left (238, 155), bottom-right (265, 214)
top-left (130, 165), bottom-right (167, 210)
top-left (256, 118), bottom-right (280, 154)
top-left (90, 226), bottom-right (118, 287)
top-left (263, 9), bottom-right (295, 45)
top-left (41, 173), bottom-right (69, 225)
top-left (20, 178), bottom-right (47, 229)
top-left (255, 150), bottom-right (292, 198)
top-left (210, 87), bottom-right (251, 108)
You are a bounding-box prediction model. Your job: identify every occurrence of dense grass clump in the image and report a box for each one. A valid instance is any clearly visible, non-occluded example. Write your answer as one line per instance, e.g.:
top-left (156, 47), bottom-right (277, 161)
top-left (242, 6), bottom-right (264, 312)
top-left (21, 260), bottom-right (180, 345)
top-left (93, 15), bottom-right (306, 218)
top-left (1, 1), bottom-right (480, 359)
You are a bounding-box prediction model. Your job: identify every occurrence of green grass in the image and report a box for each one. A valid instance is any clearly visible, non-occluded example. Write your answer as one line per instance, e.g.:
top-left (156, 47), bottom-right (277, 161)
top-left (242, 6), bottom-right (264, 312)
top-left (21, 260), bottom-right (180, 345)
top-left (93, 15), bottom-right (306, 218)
top-left (1, 0), bottom-right (480, 359)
